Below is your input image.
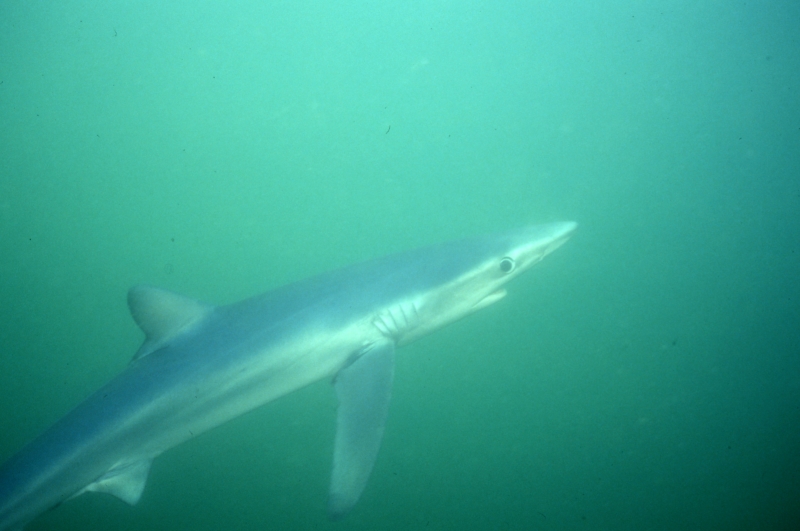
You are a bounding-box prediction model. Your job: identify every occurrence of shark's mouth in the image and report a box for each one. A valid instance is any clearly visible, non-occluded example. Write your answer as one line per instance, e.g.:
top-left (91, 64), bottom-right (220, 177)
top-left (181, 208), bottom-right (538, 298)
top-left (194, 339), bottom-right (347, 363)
top-left (472, 288), bottom-right (507, 312)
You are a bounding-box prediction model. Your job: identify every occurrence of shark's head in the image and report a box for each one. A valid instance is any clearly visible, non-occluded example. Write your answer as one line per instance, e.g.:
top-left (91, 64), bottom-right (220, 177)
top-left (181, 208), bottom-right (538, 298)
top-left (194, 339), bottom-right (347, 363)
top-left (389, 221), bottom-right (577, 346)
top-left (472, 220), bottom-right (578, 305)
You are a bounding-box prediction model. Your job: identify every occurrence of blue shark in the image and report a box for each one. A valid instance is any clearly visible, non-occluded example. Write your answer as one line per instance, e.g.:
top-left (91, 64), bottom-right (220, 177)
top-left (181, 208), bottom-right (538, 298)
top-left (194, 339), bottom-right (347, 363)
top-left (0, 222), bottom-right (576, 530)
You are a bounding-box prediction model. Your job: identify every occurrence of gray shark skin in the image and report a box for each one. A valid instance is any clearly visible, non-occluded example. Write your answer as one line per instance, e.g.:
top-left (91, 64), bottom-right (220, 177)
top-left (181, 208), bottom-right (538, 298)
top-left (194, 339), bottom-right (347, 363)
top-left (0, 222), bottom-right (576, 530)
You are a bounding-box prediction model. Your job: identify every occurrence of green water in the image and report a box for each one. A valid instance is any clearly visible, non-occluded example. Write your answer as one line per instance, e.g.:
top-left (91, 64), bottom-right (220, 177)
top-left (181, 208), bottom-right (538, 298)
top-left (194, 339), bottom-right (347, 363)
top-left (1, 1), bottom-right (798, 529)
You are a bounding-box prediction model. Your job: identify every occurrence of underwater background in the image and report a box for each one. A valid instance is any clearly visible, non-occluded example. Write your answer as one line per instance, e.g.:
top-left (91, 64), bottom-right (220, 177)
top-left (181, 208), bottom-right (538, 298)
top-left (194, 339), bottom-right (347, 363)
top-left (1, 0), bottom-right (798, 529)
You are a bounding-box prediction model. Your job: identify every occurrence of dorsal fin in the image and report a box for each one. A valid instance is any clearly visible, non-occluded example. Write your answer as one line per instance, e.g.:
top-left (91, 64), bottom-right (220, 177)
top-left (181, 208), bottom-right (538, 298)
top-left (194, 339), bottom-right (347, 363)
top-left (127, 285), bottom-right (213, 360)
top-left (79, 459), bottom-right (153, 505)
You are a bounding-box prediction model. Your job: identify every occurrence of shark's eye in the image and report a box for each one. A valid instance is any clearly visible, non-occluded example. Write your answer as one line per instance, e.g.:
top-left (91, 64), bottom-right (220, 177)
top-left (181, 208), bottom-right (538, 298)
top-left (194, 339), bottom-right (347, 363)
top-left (499, 257), bottom-right (515, 273)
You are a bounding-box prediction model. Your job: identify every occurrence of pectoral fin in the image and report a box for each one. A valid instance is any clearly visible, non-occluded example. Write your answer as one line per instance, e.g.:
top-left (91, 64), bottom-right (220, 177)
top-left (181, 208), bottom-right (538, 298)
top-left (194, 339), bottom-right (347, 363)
top-left (328, 341), bottom-right (395, 519)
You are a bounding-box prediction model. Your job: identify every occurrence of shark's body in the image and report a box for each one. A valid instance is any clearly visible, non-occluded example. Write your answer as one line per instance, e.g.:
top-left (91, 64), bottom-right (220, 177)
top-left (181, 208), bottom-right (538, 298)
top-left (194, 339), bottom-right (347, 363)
top-left (0, 222), bottom-right (576, 530)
